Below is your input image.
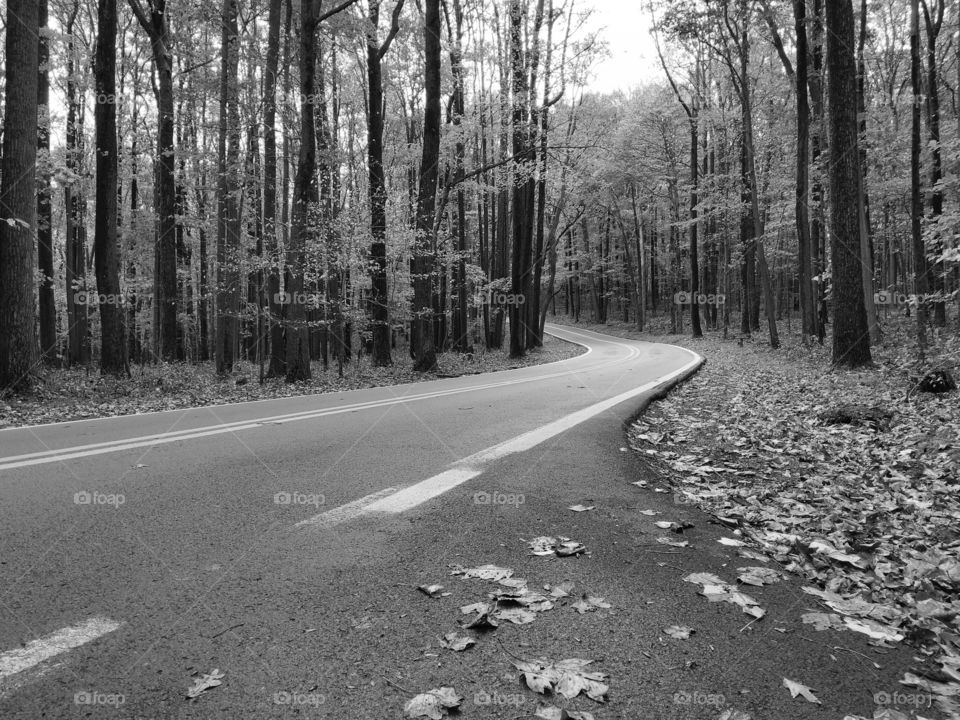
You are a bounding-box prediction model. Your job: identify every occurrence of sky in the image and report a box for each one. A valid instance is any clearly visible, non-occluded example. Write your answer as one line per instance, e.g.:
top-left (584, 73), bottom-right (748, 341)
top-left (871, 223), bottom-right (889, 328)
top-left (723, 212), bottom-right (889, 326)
top-left (582, 0), bottom-right (665, 94)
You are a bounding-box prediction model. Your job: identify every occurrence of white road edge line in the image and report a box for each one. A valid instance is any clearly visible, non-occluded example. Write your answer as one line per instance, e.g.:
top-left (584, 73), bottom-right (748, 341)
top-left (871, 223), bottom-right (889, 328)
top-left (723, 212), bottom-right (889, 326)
top-left (0, 617), bottom-right (122, 681)
top-left (294, 487), bottom-right (400, 528)
top-left (354, 347), bottom-right (703, 517)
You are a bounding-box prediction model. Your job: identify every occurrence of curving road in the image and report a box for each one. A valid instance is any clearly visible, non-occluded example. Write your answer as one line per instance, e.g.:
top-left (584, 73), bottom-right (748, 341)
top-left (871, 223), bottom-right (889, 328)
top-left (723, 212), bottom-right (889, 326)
top-left (1, 325), bottom-right (914, 720)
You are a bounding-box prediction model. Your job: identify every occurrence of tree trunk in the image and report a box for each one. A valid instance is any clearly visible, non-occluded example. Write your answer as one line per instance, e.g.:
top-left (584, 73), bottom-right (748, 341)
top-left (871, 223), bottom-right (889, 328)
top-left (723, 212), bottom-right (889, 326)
top-left (94, 0), bottom-right (129, 375)
top-left (509, 0), bottom-right (534, 358)
top-left (411, 0), bottom-right (441, 371)
top-left (128, 0), bottom-right (178, 361)
top-left (923, 0), bottom-right (946, 326)
top-left (65, 1), bottom-right (90, 367)
top-left (216, 0), bottom-right (241, 375)
top-left (689, 95), bottom-right (702, 338)
top-left (793, 0), bottom-right (816, 341)
top-left (285, 0), bottom-right (320, 381)
top-left (448, 0), bottom-right (471, 353)
top-left (262, 0), bottom-right (285, 376)
top-left (366, 0), bottom-right (398, 366)
top-left (0, 0), bottom-right (40, 390)
top-left (826, 0), bottom-right (872, 366)
top-left (910, 0), bottom-right (928, 353)
top-left (37, 0), bottom-right (57, 363)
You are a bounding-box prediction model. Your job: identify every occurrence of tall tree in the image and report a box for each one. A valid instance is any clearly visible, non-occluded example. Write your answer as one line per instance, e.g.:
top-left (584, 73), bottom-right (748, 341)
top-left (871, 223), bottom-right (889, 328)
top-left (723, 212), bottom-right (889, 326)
top-left (411, 0), bottom-right (442, 371)
top-left (128, 0), bottom-right (178, 361)
top-left (37, 0), bottom-right (57, 363)
top-left (64, 0), bottom-right (90, 366)
top-left (910, 0), bottom-right (928, 353)
top-left (921, 0), bottom-right (946, 326)
top-left (509, 0), bottom-right (534, 358)
top-left (286, 0), bottom-right (319, 381)
top-left (0, 0), bottom-right (40, 391)
top-left (825, 0), bottom-right (872, 367)
top-left (94, 0), bottom-right (129, 375)
top-left (793, 0), bottom-right (817, 341)
top-left (366, 0), bottom-right (404, 366)
top-left (263, 0), bottom-right (285, 377)
top-left (216, 0), bottom-right (241, 374)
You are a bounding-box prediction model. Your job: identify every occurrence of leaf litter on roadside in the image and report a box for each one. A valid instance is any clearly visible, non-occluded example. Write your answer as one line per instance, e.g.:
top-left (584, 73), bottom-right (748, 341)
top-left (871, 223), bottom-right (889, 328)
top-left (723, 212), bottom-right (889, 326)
top-left (629, 333), bottom-right (960, 710)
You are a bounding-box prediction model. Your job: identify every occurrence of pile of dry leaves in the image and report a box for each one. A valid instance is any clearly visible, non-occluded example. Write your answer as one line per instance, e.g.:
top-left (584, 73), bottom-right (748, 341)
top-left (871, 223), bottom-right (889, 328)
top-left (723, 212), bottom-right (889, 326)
top-left (629, 324), bottom-right (960, 718)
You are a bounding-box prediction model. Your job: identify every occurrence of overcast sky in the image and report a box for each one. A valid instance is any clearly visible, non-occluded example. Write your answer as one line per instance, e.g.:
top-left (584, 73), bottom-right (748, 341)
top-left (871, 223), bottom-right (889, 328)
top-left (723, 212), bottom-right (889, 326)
top-left (582, 0), bottom-right (664, 94)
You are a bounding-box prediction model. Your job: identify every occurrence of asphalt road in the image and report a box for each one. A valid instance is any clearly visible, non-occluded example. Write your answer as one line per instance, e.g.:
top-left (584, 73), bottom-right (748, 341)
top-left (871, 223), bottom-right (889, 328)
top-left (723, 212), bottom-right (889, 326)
top-left (0, 325), bottom-right (922, 719)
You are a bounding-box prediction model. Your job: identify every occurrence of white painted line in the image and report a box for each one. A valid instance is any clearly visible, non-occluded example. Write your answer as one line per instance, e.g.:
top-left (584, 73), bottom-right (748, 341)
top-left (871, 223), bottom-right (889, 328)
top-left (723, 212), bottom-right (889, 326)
top-left (359, 348), bottom-right (703, 517)
top-left (361, 468), bottom-right (483, 514)
top-left (294, 487), bottom-right (400, 528)
top-left (0, 617), bottom-right (122, 681)
top-left (0, 334), bottom-right (620, 472)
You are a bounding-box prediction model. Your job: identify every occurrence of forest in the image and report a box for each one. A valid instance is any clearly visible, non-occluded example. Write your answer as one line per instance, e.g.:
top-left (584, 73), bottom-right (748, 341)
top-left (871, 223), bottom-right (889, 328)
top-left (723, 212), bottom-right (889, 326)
top-left (0, 0), bottom-right (957, 393)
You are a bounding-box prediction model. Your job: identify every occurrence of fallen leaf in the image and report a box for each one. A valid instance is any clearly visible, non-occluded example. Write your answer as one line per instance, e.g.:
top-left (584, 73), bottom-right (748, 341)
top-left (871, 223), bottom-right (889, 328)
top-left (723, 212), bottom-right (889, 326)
top-left (453, 564), bottom-right (514, 582)
top-left (657, 537), bottom-right (690, 548)
top-left (568, 504), bottom-right (595, 512)
top-left (496, 607), bottom-right (536, 625)
top-left (186, 669), bottom-right (225, 699)
top-left (404, 687), bottom-right (463, 719)
top-left (736, 567), bottom-right (781, 586)
top-left (572, 594), bottom-right (611, 614)
top-left (534, 704), bottom-right (596, 720)
top-left (664, 625), bottom-right (694, 639)
top-left (782, 677), bottom-right (821, 704)
top-left (513, 657), bottom-right (609, 703)
top-left (718, 537), bottom-right (746, 547)
top-left (439, 632), bottom-right (475, 652)
top-left (418, 584), bottom-right (447, 598)
top-left (548, 582), bottom-right (574, 598)
top-left (801, 612), bottom-right (844, 631)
